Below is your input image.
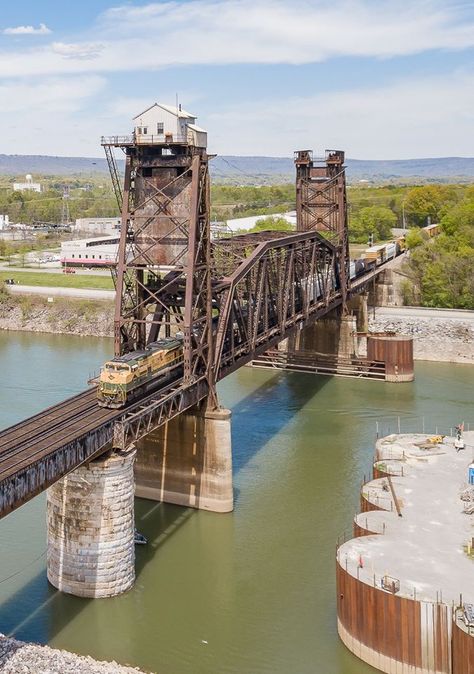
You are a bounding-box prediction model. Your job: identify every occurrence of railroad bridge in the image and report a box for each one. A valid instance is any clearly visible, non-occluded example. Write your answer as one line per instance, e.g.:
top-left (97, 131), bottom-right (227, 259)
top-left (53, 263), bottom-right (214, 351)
top-left (0, 111), bottom-right (406, 597)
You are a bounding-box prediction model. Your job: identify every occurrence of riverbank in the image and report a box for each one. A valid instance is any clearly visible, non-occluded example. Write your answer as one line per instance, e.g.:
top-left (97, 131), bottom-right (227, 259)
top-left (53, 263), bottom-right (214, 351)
top-left (0, 293), bottom-right (113, 337)
top-left (369, 306), bottom-right (474, 364)
top-left (0, 634), bottom-right (147, 673)
top-left (0, 292), bottom-right (472, 363)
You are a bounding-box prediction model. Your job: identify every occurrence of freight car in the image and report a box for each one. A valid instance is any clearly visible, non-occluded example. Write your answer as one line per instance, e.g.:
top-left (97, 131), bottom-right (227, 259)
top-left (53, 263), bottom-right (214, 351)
top-left (97, 337), bottom-right (183, 408)
top-left (423, 223), bottom-right (440, 237)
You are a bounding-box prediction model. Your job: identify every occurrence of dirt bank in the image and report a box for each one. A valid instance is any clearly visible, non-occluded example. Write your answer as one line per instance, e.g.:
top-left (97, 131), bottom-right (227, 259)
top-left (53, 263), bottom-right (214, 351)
top-left (0, 293), bottom-right (113, 337)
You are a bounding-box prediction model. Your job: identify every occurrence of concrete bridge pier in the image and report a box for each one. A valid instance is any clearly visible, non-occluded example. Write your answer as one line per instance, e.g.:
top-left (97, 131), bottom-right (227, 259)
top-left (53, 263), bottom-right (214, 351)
top-left (290, 305), bottom-right (358, 358)
top-left (348, 292), bottom-right (368, 334)
top-left (134, 399), bottom-right (233, 513)
top-left (46, 448), bottom-right (136, 598)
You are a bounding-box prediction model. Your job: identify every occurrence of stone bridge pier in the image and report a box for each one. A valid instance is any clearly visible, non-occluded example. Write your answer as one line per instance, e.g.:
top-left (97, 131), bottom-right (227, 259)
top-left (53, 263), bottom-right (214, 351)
top-left (47, 448), bottom-right (137, 598)
top-left (46, 397), bottom-right (232, 598)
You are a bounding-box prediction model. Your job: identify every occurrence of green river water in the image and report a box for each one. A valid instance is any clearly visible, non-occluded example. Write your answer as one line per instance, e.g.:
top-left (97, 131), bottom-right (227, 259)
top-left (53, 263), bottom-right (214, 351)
top-left (0, 330), bottom-right (472, 674)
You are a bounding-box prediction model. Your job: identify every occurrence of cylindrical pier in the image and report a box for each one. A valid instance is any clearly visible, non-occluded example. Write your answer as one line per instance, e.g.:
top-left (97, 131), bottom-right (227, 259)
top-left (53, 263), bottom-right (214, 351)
top-left (47, 449), bottom-right (136, 598)
top-left (367, 334), bottom-right (414, 382)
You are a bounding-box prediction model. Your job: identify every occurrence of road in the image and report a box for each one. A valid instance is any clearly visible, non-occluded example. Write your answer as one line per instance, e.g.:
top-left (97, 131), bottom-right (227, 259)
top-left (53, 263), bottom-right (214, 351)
top-left (375, 306), bottom-right (474, 321)
top-left (8, 285), bottom-right (115, 301)
top-left (0, 264), bottom-right (111, 277)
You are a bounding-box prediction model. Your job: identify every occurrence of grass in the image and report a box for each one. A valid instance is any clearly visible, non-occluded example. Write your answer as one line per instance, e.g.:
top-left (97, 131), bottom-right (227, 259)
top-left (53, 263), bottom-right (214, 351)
top-left (0, 271), bottom-right (114, 290)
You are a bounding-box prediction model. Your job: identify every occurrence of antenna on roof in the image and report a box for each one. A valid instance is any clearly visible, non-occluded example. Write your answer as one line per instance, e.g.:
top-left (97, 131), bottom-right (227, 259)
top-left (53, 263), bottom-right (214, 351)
top-left (175, 92), bottom-right (179, 139)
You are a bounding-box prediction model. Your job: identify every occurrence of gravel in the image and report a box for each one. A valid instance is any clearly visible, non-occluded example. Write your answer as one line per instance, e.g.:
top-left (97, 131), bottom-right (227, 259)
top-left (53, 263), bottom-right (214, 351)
top-left (368, 316), bottom-right (474, 364)
top-left (0, 635), bottom-right (150, 674)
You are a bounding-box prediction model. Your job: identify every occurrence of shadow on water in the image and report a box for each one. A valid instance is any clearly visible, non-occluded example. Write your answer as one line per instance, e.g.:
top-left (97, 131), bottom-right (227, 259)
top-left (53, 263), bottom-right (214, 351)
top-left (133, 370), bottom-right (333, 573)
top-left (0, 369), bottom-right (332, 645)
top-left (230, 369), bottom-right (332, 474)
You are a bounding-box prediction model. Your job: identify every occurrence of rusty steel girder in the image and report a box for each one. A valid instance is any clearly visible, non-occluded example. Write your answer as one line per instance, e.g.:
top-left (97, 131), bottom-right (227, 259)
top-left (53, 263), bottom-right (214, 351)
top-left (107, 139), bottom-right (214, 398)
top-left (295, 149), bottom-right (349, 311)
top-left (212, 230), bottom-right (342, 380)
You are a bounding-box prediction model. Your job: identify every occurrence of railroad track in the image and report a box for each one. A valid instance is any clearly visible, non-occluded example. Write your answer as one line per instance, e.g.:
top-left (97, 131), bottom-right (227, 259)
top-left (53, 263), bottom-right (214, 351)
top-left (0, 394), bottom-right (118, 484)
top-left (0, 389), bottom-right (97, 452)
top-left (0, 378), bottom-right (187, 488)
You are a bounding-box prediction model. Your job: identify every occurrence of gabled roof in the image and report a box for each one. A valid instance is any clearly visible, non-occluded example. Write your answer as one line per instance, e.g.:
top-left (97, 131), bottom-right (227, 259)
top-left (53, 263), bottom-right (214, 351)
top-left (133, 102), bottom-right (195, 120)
top-left (187, 123), bottom-right (207, 133)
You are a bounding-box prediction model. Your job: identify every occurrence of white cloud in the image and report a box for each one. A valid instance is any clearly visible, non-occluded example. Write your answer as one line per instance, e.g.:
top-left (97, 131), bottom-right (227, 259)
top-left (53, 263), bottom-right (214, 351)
top-left (0, 75), bottom-right (106, 113)
top-left (0, 1), bottom-right (472, 158)
top-left (0, 0), bottom-right (473, 77)
top-left (3, 23), bottom-right (51, 36)
top-left (207, 71), bottom-right (474, 158)
top-left (52, 42), bottom-right (104, 60)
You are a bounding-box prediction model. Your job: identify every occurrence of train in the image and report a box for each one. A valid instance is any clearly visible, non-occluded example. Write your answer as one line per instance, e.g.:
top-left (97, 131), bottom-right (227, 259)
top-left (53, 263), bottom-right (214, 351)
top-left (97, 337), bottom-right (183, 408)
top-left (96, 225), bottom-right (433, 409)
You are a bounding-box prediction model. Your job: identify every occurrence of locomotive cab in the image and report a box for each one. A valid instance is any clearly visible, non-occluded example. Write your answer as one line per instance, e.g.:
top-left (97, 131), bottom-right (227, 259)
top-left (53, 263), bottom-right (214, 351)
top-left (98, 361), bottom-right (134, 407)
top-left (97, 337), bottom-right (183, 409)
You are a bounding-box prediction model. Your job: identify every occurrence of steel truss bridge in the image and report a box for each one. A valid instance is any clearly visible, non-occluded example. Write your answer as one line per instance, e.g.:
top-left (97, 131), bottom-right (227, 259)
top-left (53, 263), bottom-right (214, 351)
top-left (0, 147), bottom-right (392, 518)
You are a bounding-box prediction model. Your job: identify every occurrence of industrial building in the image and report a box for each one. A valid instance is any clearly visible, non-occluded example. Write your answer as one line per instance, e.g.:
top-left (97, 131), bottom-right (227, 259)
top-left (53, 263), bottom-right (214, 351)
top-left (226, 211), bottom-right (297, 232)
top-left (73, 217), bottom-right (121, 236)
top-left (60, 236), bottom-right (119, 268)
top-left (13, 174), bottom-right (41, 193)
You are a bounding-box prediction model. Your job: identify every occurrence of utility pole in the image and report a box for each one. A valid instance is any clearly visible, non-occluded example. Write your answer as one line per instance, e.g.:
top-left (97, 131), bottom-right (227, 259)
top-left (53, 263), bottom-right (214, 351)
top-left (61, 186), bottom-right (70, 226)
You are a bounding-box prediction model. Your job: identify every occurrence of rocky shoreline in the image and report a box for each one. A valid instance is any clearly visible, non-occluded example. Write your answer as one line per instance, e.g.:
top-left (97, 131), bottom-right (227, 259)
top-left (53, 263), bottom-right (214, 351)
top-left (0, 635), bottom-right (148, 674)
top-left (369, 312), bottom-right (474, 364)
top-left (0, 294), bottom-right (472, 364)
top-left (0, 295), bottom-right (114, 338)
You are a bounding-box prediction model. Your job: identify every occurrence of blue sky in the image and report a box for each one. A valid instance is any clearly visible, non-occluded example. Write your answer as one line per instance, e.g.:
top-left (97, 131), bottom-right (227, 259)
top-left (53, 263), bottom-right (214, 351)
top-left (0, 0), bottom-right (473, 158)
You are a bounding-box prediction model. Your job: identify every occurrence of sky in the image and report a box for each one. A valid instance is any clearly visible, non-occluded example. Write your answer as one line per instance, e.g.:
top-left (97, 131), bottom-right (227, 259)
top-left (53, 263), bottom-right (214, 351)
top-left (0, 0), bottom-right (473, 159)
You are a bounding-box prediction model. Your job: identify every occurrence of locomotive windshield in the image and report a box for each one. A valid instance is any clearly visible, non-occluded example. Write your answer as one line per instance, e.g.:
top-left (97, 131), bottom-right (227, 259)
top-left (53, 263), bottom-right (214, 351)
top-left (104, 363), bottom-right (130, 372)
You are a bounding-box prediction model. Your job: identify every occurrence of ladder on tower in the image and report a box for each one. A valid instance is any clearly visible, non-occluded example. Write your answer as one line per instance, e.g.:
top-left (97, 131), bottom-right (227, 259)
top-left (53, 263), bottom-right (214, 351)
top-left (104, 145), bottom-right (123, 211)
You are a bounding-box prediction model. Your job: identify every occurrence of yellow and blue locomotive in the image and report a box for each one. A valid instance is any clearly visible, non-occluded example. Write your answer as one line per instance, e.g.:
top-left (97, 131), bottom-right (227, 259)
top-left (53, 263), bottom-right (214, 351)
top-left (97, 337), bottom-right (183, 409)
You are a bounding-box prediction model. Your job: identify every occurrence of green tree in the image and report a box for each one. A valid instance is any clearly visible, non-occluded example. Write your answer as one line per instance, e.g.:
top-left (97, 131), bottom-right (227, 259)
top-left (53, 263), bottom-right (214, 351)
top-left (404, 185), bottom-right (457, 228)
top-left (349, 206), bottom-right (396, 243)
top-left (405, 189), bottom-right (474, 309)
top-left (440, 199), bottom-right (474, 240)
top-left (405, 228), bottom-right (425, 249)
top-left (253, 216), bottom-right (293, 231)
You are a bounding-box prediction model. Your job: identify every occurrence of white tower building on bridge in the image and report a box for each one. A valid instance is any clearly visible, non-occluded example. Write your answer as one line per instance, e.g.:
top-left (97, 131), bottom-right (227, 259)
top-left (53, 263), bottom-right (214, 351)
top-left (132, 103), bottom-right (207, 148)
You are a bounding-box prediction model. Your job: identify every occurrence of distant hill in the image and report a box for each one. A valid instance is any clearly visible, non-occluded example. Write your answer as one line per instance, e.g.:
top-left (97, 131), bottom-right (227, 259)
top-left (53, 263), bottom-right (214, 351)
top-left (0, 154), bottom-right (111, 176)
top-left (211, 156), bottom-right (474, 184)
top-left (0, 153), bottom-right (473, 184)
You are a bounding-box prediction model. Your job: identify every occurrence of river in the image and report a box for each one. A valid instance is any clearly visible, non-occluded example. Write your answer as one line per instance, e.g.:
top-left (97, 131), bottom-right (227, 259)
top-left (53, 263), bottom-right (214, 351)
top-left (0, 330), bottom-right (472, 674)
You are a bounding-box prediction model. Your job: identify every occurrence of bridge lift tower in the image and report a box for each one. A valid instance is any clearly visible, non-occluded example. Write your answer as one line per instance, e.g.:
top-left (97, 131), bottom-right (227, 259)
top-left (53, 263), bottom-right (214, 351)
top-left (101, 108), bottom-right (214, 395)
top-left (294, 149), bottom-right (349, 311)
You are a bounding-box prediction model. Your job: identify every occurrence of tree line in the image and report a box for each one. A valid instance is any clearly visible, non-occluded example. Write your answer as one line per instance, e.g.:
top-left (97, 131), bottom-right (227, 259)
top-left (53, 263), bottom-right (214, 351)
top-left (402, 186), bottom-right (474, 309)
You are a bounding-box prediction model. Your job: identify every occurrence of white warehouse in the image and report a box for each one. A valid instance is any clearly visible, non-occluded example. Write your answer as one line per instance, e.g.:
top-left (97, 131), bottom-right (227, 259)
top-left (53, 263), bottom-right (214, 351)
top-left (61, 236), bottom-right (119, 268)
top-left (73, 217), bottom-right (121, 236)
top-left (133, 103), bottom-right (207, 148)
top-left (13, 174), bottom-right (41, 193)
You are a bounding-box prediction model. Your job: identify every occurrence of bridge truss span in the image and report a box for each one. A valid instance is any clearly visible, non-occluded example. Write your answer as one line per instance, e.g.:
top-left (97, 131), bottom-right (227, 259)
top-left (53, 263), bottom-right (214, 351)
top-left (213, 229), bottom-right (343, 379)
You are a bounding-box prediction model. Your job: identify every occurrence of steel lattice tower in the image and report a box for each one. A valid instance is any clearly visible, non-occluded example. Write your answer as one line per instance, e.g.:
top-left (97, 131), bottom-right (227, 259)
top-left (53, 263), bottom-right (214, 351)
top-left (102, 136), bottom-right (213, 392)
